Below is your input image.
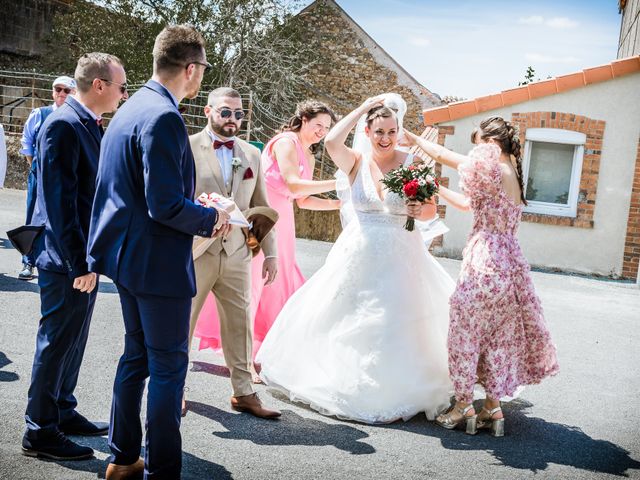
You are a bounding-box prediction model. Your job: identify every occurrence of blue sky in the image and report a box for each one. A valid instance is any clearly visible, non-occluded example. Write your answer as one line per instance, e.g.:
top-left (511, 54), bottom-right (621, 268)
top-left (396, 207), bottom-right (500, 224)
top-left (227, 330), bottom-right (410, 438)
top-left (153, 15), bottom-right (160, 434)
top-left (301, 0), bottom-right (622, 99)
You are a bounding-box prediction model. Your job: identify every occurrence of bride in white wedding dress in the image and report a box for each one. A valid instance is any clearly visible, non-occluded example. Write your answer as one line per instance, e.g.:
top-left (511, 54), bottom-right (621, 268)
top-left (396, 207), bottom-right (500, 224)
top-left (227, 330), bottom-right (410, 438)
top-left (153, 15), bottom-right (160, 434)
top-left (256, 94), bottom-right (455, 424)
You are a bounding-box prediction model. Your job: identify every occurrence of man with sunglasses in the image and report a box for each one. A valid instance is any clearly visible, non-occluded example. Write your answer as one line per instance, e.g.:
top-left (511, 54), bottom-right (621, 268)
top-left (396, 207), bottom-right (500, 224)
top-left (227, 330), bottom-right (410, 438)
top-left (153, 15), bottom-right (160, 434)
top-left (18, 76), bottom-right (76, 280)
top-left (185, 87), bottom-right (280, 420)
top-left (22, 53), bottom-right (127, 462)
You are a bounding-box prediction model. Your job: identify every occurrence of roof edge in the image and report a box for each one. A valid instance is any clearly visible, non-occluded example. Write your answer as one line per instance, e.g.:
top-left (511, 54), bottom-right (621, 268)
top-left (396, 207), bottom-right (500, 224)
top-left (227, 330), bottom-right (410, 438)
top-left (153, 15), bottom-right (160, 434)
top-left (423, 55), bottom-right (640, 125)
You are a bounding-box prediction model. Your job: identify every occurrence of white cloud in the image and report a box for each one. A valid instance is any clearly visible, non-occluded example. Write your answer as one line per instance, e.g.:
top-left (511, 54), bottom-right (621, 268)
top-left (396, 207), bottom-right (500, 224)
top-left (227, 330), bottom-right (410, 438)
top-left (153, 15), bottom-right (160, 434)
top-left (519, 15), bottom-right (544, 25)
top-left (546, 17), bottom-right (579, 28)
top-left (408, 36), bottom-right (431, 47)
top-left (518, 15), bottom-right (579, 28)
top-left (343, 1), bottom-right (619, 98)
top-left (525, 53), bottom-right (581, 63)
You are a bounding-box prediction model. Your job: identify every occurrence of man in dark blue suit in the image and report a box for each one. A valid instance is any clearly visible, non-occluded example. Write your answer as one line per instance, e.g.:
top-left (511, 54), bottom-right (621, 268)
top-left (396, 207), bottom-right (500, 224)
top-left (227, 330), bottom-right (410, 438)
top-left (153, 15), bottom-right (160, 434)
top-left (87, 25), bottom-right (229, 480)
top-left (23, 53), bottom-right (128, 461)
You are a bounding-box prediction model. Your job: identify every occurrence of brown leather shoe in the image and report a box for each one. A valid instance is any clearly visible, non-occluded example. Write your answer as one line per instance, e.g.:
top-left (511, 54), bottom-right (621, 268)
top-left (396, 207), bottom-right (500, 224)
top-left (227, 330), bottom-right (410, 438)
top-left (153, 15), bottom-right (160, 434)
top-left (231, 393), bottom-right (281, 419)
top-left (105, 458), bottom-right (144, 479)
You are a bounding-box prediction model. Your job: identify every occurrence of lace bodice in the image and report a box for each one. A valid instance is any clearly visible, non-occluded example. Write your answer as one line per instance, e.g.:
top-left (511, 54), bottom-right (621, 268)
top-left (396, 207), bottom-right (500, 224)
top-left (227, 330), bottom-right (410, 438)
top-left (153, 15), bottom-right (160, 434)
top-left (350, 154), bottom-right (412, 225)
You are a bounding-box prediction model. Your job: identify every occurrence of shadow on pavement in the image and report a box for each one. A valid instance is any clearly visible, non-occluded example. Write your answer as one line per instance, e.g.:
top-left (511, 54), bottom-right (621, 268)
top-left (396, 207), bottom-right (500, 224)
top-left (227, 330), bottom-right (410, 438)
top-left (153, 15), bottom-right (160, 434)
top-left (0, 272), bottom-right (39, 293)
top-left (386, 399), bottom-right (640, 477)
top-left (97, 281), bottom-right (118, 294)
top-left (40, 435), bottom-right (233, 479)
top-left (190, 361), bottom-right (230, 378)
top-left (187, 400), bottom-right (375, 455)
top-left (0, 351), bottom-right (19, 382)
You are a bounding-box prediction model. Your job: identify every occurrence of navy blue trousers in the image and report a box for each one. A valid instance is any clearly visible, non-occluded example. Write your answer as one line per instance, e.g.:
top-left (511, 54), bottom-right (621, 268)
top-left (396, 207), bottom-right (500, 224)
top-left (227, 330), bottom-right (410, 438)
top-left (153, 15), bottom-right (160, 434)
top-left (109, 283), bottom-right (190, 479)
top-left (23, 160), bottom-right (38, 265)
top-left (24, 268), bottom-right (97, 440)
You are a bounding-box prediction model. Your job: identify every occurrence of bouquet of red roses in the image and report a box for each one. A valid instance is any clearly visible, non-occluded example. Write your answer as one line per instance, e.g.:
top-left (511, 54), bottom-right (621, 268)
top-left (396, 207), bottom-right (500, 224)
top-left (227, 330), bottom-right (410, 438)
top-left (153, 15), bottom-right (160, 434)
top-left (380, 161), bottom-right (439, 231)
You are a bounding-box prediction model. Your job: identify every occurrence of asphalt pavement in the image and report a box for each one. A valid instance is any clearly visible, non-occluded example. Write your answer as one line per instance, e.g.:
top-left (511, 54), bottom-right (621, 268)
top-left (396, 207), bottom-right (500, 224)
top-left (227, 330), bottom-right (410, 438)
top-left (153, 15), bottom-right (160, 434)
top-left (0, 187), bottom-right (639, 480)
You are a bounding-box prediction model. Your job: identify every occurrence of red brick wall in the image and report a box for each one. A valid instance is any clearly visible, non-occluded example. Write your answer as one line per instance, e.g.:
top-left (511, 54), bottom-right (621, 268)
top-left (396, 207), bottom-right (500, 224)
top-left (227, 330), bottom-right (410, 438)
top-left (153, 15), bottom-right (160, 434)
top-left (430, 126), bottom-right (454, 249)
top-left (622, 136), bottom-right (640, 280)
top-left (511, 112), bottom-right (604, 228)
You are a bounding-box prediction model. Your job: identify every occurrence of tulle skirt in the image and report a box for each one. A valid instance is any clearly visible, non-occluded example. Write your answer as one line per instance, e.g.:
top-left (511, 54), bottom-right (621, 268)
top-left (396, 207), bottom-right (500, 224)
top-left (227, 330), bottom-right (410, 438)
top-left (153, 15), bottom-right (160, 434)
top-left (257, 217), bottom-right (455, 423)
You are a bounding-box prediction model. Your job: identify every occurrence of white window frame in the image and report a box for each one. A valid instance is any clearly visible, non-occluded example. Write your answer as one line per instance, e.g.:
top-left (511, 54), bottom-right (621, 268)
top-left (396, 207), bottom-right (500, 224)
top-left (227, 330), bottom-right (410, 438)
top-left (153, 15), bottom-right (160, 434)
top-left (522, 128), bottom-right (586, 217)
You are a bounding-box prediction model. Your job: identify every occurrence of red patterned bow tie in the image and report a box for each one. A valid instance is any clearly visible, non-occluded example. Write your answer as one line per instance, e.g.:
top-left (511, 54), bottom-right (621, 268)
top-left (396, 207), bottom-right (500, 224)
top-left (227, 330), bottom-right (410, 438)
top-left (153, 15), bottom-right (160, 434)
top-left (214, 140), bottom-right (234, 150)
top-left (96, 118), bottom-right (103, 126)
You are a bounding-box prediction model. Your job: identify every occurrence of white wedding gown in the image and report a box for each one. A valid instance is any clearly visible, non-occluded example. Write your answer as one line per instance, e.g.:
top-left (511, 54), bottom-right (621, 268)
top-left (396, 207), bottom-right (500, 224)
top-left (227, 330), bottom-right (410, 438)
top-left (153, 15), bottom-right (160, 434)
top-left (256, 155), bottom-right (455, 423)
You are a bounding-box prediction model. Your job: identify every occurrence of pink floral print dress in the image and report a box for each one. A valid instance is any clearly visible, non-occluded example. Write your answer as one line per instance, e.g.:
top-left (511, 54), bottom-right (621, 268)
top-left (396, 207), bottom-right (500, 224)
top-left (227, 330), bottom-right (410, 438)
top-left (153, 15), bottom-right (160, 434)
top-left (448, 143), bottom-right (559, 403)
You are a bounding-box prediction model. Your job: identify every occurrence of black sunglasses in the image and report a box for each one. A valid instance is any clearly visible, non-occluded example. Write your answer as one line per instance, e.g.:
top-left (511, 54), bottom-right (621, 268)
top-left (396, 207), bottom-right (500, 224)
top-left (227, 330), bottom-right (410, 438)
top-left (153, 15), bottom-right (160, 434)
top-left (54, 86), bottom-right (71, 94)
top-left (214, 107), bottom-right (245, 120)
top-left (188, 60), bottom-right (212, 72)
top-left (99, 78), bottom-right (128, 94)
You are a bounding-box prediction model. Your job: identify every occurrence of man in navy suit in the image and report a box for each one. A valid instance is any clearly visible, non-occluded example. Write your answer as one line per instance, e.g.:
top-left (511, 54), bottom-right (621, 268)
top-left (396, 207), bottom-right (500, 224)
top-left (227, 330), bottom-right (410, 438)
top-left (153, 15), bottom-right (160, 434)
top-left (23, 53), bottom-right (128, 461)
top-left (87, 25), bottom-right (229, 480)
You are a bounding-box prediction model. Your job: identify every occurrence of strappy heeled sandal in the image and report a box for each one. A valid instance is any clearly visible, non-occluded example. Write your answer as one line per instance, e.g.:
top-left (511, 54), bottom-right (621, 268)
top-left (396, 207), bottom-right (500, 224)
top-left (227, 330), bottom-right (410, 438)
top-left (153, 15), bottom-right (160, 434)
top-left (435, 404), bottom-right (477, 435)
top-left (477, 406), bottom-right (504, 437)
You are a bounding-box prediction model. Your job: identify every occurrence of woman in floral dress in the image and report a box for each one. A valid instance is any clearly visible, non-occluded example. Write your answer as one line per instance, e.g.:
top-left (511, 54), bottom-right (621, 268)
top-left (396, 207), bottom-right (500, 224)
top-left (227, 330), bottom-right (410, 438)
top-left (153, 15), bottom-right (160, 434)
top-left (404, 116), bottom-right (559, 436)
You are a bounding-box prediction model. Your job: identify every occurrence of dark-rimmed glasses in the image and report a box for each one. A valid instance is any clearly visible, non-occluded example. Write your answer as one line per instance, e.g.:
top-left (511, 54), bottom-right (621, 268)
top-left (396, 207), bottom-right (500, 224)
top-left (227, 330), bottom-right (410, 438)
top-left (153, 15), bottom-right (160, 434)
top-left (54, 86), bottom-right (71, 94)
top-left (188, 60), bottom-right (212, 72)
top-left (99, 78), bottom-right (128, 94)
top-left (214, 107), bottom-right (245, 121)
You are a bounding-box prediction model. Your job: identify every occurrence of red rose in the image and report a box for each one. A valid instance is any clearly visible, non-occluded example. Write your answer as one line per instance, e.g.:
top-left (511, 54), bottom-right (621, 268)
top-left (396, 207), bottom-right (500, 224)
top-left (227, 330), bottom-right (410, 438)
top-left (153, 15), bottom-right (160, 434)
top-left (243, 167), bottom-right (254, 180)
top-left (403, 179), bottom-right (419, 197)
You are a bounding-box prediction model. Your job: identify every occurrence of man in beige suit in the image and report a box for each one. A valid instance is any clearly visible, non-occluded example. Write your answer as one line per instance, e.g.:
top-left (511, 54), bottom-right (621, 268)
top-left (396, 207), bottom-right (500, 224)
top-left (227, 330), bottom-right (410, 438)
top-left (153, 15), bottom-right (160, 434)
top-left (187, 87), bottom-right (280, 419)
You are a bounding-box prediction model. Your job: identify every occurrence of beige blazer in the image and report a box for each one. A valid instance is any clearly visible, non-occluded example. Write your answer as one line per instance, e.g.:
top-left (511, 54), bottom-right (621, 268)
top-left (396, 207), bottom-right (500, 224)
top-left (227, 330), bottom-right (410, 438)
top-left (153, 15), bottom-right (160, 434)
top-left (190, 128), bottom-right (276, 258)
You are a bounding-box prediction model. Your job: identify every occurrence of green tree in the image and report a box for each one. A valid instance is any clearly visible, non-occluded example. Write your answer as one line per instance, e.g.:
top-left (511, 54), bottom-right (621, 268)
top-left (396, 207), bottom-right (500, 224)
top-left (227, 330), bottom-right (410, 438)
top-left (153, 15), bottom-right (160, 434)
top-left (518, 66), bottom-right (536, 86)
top-left (42, 0), bottom-right (314, 140)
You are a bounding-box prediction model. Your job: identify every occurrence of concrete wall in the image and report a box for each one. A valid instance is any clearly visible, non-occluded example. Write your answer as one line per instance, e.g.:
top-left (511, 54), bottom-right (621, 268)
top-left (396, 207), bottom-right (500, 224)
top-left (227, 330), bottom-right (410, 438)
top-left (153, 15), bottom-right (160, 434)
top-left (619, 0), bottom-right (640, 58)
top-left (436, 73), bottom-right (640, 277)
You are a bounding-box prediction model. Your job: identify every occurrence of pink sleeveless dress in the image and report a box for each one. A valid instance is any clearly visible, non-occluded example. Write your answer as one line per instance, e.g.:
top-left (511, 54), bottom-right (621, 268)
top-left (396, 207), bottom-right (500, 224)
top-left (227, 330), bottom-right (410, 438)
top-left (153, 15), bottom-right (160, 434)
top-left (194, 132), bottom-right (311, 357)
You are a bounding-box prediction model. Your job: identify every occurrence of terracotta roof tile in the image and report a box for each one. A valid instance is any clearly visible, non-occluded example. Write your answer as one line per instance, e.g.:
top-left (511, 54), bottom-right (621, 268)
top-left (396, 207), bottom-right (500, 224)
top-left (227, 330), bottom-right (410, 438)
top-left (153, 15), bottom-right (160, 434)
top-left (556, 72), bottom-right (585, 92)
top-left (527, 78), bottom-right (558, 99)
top-left (423, 55), bottom-right (640, 125)
top-left (474, 93), bottom-right (504, 113)
top-left (448, 100), bottom-right (477, 120)
top-left (583, 64), bottom-right (614, 84)
top-left (501, 86), bottom-right (530, 107)
top-left (611, 56), bottom-right (640, 76)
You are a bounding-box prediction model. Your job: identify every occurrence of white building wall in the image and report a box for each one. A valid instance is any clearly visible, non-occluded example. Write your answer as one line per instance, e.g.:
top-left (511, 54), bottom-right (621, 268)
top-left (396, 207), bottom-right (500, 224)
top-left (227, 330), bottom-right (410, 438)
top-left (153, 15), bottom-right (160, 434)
top-left (436, 73), bottom-right (640, 277)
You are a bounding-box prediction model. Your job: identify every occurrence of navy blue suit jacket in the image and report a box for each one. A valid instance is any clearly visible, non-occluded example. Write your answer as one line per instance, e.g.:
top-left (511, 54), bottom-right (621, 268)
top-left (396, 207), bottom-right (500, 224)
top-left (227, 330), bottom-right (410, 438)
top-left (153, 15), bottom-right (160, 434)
top-left (87, 80), bottom-right (217, 298)
top-left (31, 96), bottom-right (102, 278)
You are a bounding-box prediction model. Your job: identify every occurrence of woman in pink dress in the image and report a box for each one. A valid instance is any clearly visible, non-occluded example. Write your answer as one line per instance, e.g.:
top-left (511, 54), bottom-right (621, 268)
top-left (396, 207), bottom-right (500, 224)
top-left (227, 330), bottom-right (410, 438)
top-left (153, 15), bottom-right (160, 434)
top-left (195, 100), bottom-right (340, 364)
top-left (404, 116), bottom-right (559, 436)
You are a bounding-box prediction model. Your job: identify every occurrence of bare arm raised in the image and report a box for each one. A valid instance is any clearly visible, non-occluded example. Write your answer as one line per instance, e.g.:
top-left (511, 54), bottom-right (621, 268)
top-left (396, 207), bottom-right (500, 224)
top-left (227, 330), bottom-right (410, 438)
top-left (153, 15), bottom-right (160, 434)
top-left (324, 96), bottom-right (385, 178)
top-left (403, 128), bottom-right (469, 169)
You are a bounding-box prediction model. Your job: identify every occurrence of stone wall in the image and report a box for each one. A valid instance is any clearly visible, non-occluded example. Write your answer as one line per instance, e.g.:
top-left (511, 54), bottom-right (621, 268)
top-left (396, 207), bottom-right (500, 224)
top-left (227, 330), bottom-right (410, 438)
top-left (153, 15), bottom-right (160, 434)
top-left (0, 0), bottom-right (69, 58)
top-left (3, 135), bottom-right (29, 190)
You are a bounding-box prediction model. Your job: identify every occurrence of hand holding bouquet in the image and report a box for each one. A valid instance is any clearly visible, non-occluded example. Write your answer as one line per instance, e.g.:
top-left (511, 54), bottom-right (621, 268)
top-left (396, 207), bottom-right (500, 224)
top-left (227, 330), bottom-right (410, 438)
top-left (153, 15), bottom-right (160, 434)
top-left (380, 162), bottom-right (439, 231)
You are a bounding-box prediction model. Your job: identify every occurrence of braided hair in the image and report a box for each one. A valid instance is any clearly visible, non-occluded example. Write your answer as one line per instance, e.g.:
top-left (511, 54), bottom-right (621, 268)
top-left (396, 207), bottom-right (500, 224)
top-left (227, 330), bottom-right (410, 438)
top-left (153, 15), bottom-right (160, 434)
top-left (476, 116), bottom-right (528, 205)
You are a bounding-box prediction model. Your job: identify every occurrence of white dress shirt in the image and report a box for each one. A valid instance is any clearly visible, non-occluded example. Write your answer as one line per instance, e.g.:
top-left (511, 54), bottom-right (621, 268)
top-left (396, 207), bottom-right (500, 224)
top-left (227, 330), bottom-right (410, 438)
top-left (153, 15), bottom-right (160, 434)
top-left (206, 129), bottom-right (236, 189)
